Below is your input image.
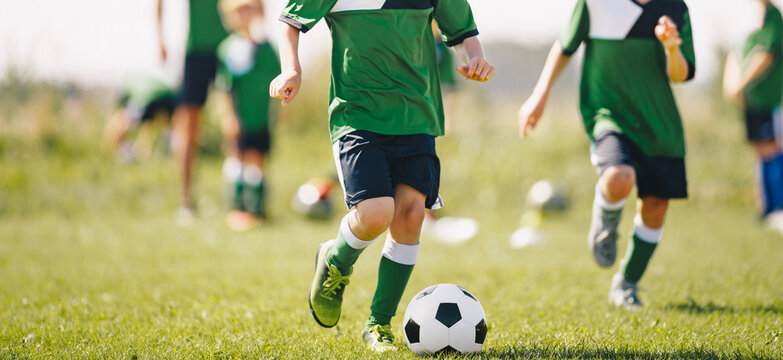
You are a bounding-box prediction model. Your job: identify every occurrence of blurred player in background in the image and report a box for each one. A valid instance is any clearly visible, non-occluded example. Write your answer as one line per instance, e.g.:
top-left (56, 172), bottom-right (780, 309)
top-left (217, 0), bottom-right (280, 231)
top-left (518, 0), bottom-right (695, 309)
top-left (105, 75), bottom-right (177, 162)
top-left (270, 0), bottom-right (494, 351)
top-left (723, 0), bottom-right (783, 231)
top-left (157, 0), bottom-right (229, 225)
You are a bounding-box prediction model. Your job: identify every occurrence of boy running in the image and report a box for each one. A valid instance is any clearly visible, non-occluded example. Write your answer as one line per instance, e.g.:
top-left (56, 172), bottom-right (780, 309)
top-left (157, 0), bottom-right (228, 224)
top-left (270, 0), bottom-right (494, 351)
top-left (217, 0), bottom-right (280, 231)
top-left (723, 0), bottom-right (783, 229)
top-left (518, 0), bottom-right (695, 309)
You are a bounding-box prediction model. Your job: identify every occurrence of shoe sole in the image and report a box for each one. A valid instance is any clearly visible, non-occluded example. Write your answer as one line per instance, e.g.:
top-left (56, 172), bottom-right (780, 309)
top-left (308, 241), bottom-right (337, 328)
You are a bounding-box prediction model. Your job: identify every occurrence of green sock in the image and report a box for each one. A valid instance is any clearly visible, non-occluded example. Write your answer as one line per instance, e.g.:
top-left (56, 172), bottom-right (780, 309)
top-left (227, 180), bottom-right (243, 210)
top-left (326, 216), bottom-right (371, 274)
top-left (620, 234), bottom-right (658, 283)
top-left (242, 180), bottom-right (265, 217)
top-left (367, 256), bottom-right (414, 327)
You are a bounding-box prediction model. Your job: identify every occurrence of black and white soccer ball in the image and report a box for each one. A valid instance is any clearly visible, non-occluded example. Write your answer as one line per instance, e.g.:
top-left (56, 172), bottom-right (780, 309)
top-left (403, 284), bottom-right (488, 356)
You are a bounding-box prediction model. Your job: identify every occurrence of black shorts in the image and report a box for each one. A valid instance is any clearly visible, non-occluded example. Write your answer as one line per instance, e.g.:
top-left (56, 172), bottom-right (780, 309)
top-left (745, 107), bottom-right (780, 142)
top-left (333, 130), bottom-right (442, 209)
top-left (591, 131), bottom-right (687, 199)
top-left (181, 51), bottom-right (218, 106)
top-left (238, 131), bottom-right (271, 154)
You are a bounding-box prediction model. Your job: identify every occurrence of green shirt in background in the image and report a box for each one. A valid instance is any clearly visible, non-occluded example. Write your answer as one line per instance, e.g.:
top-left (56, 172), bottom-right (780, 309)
top-left (561, 0), bottom-right (695, 158)
top-left (120, 76), bottom-right (176, 111)
top-left (187, 0), bottom-right (229, 53)
top-left (217, 34), bottom-right (281, 134)
top-left (742, 3), bottom-right (783, 111)
top-left (280, 0), bottom-right (479, 143)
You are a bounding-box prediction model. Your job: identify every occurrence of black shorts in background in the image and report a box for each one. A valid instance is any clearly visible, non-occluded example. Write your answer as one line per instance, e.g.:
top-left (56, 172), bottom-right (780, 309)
top-left (238, 131), bottom-right (271, 154)
top-left (591, 131), bottom-right (688, 199)
top-left (745, 107), bottom-right (778, 142)
top-left (333, 130), bottom-right (442, 209)
top-left (181, 52), bottom-right (218, 106)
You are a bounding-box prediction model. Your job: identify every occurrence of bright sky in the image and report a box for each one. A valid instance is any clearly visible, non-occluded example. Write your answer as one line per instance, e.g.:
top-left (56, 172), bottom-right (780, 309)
top-left (0, 0), bottom-right (776, 85)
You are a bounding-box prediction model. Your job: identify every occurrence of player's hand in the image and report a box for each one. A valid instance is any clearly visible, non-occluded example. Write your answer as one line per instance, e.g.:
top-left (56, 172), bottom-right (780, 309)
top-left (269, 71), bottom-right (301, 106)
top-left (517, 93), bottom-right (548, 138)
top-left (655, 16), bottom-right (682, 50)
top-left (457, 57), bottom-right (495, 82)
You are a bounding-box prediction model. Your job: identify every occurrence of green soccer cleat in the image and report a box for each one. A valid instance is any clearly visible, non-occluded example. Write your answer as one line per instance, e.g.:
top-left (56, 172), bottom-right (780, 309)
top-left (362, 324), bottom-right (396, 352)
top-left (608, 273), bottom-right (642, 309)
top-left (308, 240), bottom-right (351, 328)
top-left (587, 200), bottom-right (622, 267)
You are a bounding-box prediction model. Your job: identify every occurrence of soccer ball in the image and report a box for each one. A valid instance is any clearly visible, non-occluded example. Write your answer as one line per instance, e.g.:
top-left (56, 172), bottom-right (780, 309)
top-left (526, 179), bottom-right (569, 213)
top-left (403, 284), bottom-right (488, 356)
top-left (291, 178), bottom-right (335, 220)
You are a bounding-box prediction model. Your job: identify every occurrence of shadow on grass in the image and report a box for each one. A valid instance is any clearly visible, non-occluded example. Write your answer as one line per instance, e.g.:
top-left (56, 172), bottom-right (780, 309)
top-left (473, 345), bottom-right (776, 360)
top-left (664, 298), bottom-right (783, 315)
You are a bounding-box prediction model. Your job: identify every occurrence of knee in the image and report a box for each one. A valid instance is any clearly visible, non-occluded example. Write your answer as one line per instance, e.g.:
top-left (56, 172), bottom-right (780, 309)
top-left (396, 202), bottom-right (426, 234)
top-left (640, 198), bottom-right (669, 226)
top-left (602, 165), bottom-right (636, 200)
top-left (355, 198), bottom-right (394, 236)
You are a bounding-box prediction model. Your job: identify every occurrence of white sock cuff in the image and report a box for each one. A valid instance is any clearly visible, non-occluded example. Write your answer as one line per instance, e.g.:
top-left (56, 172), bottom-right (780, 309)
top-left (340, 211), bottom-right (375, 249)
top-left (595, 183), bottom-right (625, 211)
top-left (223, 157), bottom-right (242, 182)
top-left (633, 214), bottom-right (664, 243)
top-left (381, 234), bottom-right (419, 266)
top-left (242, 164), bottom-right (263, 185)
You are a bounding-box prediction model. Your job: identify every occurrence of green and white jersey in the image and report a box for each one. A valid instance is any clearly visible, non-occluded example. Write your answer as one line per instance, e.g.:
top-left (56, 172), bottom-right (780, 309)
top-left (562, 0), bottom-right (696, 158)
top-left (217, 34), bottom-right (281, 134)
top-left (280, 0), bottom-right (479, 143)
top-left (741, 3), bottom-right (783, 111)
top-left (187, 0), bottom-right (229, 53)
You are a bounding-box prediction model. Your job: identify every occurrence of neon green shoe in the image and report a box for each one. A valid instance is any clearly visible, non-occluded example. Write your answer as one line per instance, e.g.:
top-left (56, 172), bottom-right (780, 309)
top-left (308, 240), bottom-right (351, 328)
top-left (363, 324), bottom-right (396, 352)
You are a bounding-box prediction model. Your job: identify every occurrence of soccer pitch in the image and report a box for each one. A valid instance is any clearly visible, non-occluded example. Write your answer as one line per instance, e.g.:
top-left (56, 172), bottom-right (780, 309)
top-left (1, 93), bottom-right (782, 359)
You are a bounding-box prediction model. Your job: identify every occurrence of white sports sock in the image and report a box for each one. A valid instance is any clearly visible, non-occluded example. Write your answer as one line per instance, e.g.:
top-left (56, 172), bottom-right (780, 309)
top-left (595, 182), bottom-right (625, 211)
top-left (242, 164), bottom-right (263, 186)
top-left (340, 211), bottom-right (375, 249)
top-left (633, 214), bottom-right (664, 243)
top-left (381, 234), bottom-right (419, 266)
top-left (222, 157), bottom-right (242, 183)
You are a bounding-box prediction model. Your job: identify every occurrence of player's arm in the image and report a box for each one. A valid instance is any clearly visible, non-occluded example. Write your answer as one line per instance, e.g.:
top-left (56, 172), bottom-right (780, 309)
top-left (454, 37), bottom-right (495, 82)
top-left (269, 24), bottom-right (302, 106)
top-left (517, 42), bottom-right (572, 138)
top-left (655, 16), bottom-right (689, 83)
top-left (156, 0), bottom-right (167, 61)
top-left (723, 50), bottom-right (775, 104)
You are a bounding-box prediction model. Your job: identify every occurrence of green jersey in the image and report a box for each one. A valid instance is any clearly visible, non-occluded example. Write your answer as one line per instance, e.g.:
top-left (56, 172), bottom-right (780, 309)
top-left (561, 0), bottom-right (696, 158)
top-left (742, 3), bottom-right (783, 111)
top-left (436, 38), bottom-right (457, 89)
top-left (217, 34), bottom-right (281, 133)
top-left (187, 0), bottom-right (229, 53)
top-left (280, 0), bottom-right (479, 143)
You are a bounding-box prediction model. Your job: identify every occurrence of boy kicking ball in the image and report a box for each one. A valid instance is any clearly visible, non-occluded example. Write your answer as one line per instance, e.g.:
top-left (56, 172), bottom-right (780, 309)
top-left (217, 0), bottom-right (280, 230)
top-left (270, 0), bottom-right (494, 351)
top-left (518, 0), bottom-right (695, 309)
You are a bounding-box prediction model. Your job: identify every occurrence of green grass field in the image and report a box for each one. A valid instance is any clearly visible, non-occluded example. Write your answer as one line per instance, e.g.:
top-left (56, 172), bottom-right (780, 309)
top-left (1, 84), bottom-right (782, 359)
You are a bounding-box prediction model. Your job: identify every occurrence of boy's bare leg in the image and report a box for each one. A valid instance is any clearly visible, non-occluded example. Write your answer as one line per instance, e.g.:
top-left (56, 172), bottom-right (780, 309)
top-left (172, 105), bottom-right (200, 212)
top-left (364, 184), bottom-right (426, 351)
top-left (589, 165), bottom-right (635, 267)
